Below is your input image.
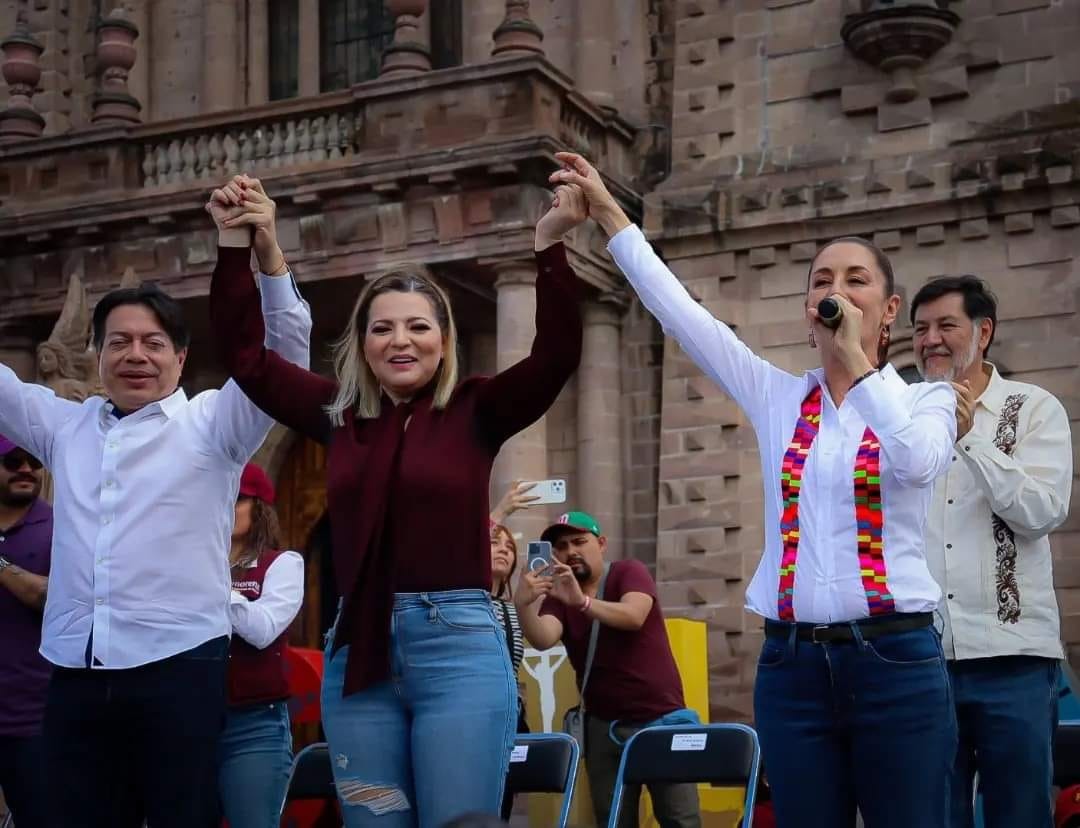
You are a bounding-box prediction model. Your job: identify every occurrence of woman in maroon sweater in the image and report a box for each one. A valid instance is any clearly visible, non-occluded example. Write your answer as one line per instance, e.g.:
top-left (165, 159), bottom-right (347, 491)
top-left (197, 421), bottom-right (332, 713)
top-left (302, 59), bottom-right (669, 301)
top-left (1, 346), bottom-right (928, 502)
top-left (209, 178), bottom-right (585, 826)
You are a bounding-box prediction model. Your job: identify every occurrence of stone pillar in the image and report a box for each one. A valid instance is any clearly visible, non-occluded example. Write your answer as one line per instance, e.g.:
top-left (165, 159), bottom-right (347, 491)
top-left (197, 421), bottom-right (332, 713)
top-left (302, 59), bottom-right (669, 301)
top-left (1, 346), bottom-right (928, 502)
top-left (577, 299), bottom-right (624, 555)
top-left (381, 0), bottom-right (431, 78)
top-left (297, 0), bottom-right (320, 96)
top-left (246, 0), bottom-right (269, 105)
top-left (201, 0), bottom-right (238, 111)
top-left (491, 0), bottom-right (544, 58)
top-left (574, 0), bottom-right (614, 110)
top-left (0, 21), bottom-right (45, 143)
top-left (92, 10), bottom-right (141, 125)
top-left (125, 0), bottom-right (151, 119)
top-left (493, 260), bottom-right (549, 543)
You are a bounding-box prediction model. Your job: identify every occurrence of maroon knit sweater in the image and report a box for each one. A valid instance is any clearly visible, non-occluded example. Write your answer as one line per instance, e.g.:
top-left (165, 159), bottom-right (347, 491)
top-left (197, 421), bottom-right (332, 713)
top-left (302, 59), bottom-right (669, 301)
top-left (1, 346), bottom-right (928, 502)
top-left (210, 244), bottom-right (582, 694)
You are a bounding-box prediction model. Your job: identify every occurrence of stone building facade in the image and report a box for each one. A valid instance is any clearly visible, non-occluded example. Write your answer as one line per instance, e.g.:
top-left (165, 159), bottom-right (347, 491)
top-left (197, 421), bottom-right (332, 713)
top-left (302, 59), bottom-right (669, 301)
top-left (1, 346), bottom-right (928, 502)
top-left (0, 0), bottom-right (1077, 721)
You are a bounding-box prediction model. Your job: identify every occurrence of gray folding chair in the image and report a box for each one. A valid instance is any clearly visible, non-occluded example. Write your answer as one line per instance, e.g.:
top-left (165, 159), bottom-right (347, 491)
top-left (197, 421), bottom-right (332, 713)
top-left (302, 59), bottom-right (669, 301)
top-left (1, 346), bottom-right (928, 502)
top-left (505, 732), bottom-right (580, 828)
top-left (278, 742), bottom-right (337, 820)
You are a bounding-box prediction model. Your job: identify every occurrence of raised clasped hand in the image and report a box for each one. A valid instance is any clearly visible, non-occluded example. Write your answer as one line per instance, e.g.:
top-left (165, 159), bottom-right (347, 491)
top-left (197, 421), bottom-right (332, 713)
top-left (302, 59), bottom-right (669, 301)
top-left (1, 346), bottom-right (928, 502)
top-left (205, 174), bottom-right (284, 274)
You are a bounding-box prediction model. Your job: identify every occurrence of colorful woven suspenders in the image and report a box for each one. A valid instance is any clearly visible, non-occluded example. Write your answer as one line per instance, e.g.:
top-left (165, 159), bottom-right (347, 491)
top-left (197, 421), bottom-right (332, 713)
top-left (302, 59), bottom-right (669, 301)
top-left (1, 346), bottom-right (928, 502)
top-left (776, 386), bottom-right (894, 620)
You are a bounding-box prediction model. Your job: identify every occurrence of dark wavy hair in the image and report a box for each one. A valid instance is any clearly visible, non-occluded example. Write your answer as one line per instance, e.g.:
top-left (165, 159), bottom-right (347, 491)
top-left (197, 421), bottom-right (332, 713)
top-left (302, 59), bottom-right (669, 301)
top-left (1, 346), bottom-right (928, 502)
top-left (231, 497), bottom-right (283, 568)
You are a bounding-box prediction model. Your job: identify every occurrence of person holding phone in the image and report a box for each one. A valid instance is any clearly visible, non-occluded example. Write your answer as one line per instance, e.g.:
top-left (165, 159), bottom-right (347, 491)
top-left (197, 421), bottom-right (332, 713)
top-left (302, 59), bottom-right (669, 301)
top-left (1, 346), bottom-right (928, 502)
top-left (208, 175), bottom-right (585, 826)
top-left (548, 153), bottom-right (958, 828)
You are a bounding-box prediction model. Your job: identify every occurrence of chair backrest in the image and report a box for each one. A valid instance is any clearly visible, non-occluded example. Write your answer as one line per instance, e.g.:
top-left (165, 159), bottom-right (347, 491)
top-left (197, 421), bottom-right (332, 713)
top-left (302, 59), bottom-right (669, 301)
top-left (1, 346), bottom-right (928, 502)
top-left (505, 732), bottom-right (578, 794)
top-left (284, 742), bottom-right (337, 803)
top-left (609, 724), bottom-right (761, 828)
top-left (620, 723), bottom-right (758, 786)
top-left (1054, 721), bottom-right (1080, 787)
top-left (505, 733), bottom-right (579, 828)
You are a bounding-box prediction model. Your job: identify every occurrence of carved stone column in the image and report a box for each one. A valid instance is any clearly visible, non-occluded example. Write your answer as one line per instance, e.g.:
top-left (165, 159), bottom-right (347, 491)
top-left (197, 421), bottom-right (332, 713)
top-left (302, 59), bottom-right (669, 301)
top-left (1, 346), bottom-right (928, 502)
top-left (574, 0), bottom-right (615, 110)
top-left (92, 10), bottom-right (141, 125)
top-left (493, 260), bottom-right (549, 543)
top-left (125, 1), bottom-right (151, 119)
top-left (491, 0), bottom-right (544, 58)
top-left (381, 0), bottom-right (431, 79)
top-left (247, 0), bottom-right (270, 105)
top-left (577, 298), bottom-right (624, 556)
top-left (202, 0), bottom-right (239, 111)
top-left (0, 21), bottom-right (45, 143)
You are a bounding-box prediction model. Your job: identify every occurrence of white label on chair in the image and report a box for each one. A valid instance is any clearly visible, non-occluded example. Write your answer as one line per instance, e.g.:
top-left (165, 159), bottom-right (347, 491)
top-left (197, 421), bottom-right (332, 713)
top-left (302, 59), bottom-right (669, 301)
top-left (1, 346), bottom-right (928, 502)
top-left (510, 745), bottom-right (529, 763)
top-left (671, 733), bottom-right (707, 751)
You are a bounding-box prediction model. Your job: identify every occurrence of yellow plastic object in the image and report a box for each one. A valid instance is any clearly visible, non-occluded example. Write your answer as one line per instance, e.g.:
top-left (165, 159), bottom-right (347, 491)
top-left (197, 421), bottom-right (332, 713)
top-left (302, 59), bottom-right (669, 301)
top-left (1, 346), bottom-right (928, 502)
top-left (518, 617), bottom-right (745, 826)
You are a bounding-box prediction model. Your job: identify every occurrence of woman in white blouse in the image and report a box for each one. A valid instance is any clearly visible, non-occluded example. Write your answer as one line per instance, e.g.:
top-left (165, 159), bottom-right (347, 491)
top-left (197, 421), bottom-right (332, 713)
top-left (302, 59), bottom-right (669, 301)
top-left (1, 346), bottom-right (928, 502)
top-left (550, 153), bottom-right (958, 828)
top-left (219, 463), bottom-right (305, 828)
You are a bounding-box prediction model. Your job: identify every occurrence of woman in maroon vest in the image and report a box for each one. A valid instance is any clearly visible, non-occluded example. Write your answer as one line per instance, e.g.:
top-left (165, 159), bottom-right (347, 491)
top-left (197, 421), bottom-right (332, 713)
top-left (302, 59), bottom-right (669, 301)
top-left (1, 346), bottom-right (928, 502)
top-left (209, 174), bottom-right (585, 825)
top-left (218, 463), bottom-right (304, 828)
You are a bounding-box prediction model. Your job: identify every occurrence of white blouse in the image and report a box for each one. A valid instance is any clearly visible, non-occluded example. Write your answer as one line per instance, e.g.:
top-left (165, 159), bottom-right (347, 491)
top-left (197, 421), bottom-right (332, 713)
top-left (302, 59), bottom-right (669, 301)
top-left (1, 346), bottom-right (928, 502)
top-left (608, 225), bottom-right (957, 623)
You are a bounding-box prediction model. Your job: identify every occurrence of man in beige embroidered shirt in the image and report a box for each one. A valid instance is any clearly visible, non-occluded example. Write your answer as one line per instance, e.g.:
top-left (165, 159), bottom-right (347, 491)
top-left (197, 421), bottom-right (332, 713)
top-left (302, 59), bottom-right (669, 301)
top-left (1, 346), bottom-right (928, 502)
top-left (912, 275), bottom-right (1073, 828)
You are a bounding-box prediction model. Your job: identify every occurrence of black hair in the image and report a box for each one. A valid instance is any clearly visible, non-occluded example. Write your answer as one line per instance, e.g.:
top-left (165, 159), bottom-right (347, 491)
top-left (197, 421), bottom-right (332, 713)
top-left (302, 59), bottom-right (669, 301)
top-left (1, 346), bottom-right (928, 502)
top-left (92, 284), bottom-right (191, 352)
top-left (808, 236), bottom-right (897, 367)
top-left (909, 275), bottom-right (998, 357)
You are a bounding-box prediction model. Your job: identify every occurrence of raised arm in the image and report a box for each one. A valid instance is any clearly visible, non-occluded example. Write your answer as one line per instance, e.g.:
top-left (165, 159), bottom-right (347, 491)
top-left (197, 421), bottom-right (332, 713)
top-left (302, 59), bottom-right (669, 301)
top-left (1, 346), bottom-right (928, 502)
top-left (474, 185), bottom-right (586, 444)
top-left (0, 362), bottom-right (81, 469)
top-left (207, 176), bottom-right (335, 447)
top-left (549, 153), bottom-right (794, 425)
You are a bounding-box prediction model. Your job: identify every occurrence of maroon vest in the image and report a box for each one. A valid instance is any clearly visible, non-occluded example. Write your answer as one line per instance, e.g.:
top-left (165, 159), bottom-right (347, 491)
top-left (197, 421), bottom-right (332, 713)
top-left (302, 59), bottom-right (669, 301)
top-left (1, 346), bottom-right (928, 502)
top-left (228, 549), bottom-right (291, 707)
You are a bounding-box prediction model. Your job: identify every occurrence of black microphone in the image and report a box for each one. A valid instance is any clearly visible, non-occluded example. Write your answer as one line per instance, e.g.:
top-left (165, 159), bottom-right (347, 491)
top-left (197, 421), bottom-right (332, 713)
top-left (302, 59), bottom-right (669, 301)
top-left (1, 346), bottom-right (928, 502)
top-left (817, 297), bottom-right (842, 329)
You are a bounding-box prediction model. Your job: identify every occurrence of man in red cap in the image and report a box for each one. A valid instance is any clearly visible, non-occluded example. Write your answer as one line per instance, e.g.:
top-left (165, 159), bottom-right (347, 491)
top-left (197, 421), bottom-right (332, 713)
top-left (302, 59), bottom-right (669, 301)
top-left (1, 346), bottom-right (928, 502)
top-left (0, 435), bottom-right (51, 828)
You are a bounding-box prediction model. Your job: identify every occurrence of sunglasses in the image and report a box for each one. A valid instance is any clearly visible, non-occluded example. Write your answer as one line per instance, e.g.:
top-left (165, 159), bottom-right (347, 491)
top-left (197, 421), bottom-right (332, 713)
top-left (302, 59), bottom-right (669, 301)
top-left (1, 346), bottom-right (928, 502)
top-left (1, 452), bottom-right (43, 472)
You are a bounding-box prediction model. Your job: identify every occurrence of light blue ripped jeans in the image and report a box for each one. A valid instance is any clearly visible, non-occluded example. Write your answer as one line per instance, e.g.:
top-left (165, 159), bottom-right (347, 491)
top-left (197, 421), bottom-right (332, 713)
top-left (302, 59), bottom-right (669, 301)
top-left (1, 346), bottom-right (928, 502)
top-left (321, 590), bottom-right (517, 827)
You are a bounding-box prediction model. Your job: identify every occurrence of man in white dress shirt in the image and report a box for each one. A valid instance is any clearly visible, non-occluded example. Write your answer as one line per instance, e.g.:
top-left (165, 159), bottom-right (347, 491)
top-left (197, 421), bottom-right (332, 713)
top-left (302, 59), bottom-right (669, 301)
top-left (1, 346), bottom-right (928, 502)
top-left (0, 177), bottom-right (310, 828)
top-left (913, 275), bottom-right (1073, 828)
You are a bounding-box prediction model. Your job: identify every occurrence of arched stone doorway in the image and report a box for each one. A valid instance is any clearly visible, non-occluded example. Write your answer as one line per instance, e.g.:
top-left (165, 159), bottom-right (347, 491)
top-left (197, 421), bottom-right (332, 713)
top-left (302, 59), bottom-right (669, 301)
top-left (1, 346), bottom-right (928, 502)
top-left (276, 435), bottom-right (334, 650)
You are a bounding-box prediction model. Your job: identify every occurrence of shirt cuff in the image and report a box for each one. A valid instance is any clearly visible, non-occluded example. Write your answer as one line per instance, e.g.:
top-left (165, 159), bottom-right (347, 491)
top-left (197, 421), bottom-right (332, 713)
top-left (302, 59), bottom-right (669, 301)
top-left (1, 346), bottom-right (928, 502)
top-left (534, 240), bottom-right (567, 272)
top-left (605, 223), bottom-right (645, 264)
top-left (845, 371), bottom-right (908, 437)
top-left (257, 269), bottom-right (303, 311)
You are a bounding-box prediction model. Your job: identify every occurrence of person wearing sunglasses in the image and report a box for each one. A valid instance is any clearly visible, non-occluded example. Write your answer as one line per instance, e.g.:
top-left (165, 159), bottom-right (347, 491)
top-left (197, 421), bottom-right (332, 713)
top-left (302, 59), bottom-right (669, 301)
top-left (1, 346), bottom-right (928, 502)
top-left (0, 435), bottom-right (51, 828)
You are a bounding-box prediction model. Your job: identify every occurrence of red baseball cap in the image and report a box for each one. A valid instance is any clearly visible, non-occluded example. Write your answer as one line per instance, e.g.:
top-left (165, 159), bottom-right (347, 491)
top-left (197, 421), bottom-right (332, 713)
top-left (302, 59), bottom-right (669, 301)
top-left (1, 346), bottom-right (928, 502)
top-left (239, 463), bottom-right (276, 505)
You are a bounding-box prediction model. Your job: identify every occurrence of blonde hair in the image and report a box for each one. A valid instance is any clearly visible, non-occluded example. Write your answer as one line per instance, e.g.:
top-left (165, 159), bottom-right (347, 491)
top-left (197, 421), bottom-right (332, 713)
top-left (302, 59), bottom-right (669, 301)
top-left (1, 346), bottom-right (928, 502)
top-left (325, 267), bottom-right (460, 425)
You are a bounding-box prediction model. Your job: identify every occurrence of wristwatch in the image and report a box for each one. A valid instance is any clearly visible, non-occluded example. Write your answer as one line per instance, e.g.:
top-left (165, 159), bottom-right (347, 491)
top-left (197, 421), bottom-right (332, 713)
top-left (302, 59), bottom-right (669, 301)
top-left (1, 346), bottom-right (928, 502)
top-left (0, 556), bottom-right (11, 575)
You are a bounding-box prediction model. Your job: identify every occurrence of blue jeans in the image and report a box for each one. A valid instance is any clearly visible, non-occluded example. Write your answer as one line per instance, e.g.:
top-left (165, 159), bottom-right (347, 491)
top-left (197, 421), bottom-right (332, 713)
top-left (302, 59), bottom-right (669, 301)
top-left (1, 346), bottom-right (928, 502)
top-left (217, 701), bottom-right (293, 828)
top-left (322, 590), bottom-right (516, 827)
top-left (948, 656), bottom-right (1059, 828)
top-left (753, 622), bottom-right (956, 828)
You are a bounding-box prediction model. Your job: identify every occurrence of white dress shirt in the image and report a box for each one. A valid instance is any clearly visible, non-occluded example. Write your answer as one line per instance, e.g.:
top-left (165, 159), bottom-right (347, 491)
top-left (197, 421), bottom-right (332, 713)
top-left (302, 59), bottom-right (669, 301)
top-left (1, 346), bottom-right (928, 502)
top-left (0, 270), bottom-right (310, 669)
top-left (926, 363), bottom-right (1072, 660)
top-left (608, 225), bottom-right (957, 623)
top-left (230, 550), bottom-right (305, 649)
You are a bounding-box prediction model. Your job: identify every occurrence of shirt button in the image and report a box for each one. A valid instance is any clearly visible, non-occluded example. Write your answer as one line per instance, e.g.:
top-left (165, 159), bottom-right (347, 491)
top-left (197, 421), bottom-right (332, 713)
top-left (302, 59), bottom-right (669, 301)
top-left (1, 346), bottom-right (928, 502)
top-left (103, 516), bottom-right (112, 525)
top-left (947, 499), bottom-right (954, 505)
top-left (947, 593), bottom-right (955, 600)
top-left (964, 446), bottom-right (971, 452)
top-left (952, 455), bottom-right (958, 462)
top-left (946, 543), bottom-right (953, 549)
top-left (96, 598), bottom-right (104, 605)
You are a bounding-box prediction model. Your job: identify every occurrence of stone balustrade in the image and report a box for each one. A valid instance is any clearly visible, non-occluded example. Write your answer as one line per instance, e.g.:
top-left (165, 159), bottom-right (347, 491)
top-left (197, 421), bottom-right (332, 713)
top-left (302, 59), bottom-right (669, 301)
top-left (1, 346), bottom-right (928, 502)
top-left (140, 109), bottom-right (357, 187)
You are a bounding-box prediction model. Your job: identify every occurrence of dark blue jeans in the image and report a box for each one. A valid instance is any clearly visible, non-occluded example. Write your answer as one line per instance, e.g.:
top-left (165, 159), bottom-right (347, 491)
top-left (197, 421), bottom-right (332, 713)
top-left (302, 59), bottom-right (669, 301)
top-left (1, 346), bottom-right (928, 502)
top-left (948, 656), bottom-right (1060, 828)
top-left (754, 622), bottom-right (956, 828)
top-left (0, 733), bottom-right (48, 828)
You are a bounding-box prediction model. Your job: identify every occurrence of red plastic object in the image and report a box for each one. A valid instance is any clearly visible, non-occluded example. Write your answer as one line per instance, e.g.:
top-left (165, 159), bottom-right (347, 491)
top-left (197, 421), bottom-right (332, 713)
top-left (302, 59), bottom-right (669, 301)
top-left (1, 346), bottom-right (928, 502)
top-left (284, 646), bottom-right (324, 725)
top-left (1056, 784), bottom-right (1080, 828)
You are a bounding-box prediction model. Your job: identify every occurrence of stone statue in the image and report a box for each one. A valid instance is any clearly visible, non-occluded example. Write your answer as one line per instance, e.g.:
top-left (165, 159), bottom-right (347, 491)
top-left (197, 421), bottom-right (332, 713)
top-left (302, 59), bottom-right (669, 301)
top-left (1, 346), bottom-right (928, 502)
top-left (36, 271), bottom-right (103, 402)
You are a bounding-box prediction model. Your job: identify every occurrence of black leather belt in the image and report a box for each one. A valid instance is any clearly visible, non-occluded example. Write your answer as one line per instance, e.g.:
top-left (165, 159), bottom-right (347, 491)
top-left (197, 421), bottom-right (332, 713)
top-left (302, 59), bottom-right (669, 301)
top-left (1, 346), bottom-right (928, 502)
top-left (764, 612), bottom-right (933, 644)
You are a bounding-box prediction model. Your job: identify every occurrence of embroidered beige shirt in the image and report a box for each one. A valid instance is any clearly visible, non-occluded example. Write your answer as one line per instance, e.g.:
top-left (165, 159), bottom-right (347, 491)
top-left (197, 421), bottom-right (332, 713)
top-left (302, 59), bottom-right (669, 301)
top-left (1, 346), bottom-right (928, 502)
top-left (926, 363), bottom-right (1072, 660)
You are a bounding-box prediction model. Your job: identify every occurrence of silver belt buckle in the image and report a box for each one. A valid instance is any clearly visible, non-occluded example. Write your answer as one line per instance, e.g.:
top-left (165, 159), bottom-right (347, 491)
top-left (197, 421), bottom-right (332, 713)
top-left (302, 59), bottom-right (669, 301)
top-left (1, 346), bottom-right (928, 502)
top-left (811, 624), bottom-right (831, 644)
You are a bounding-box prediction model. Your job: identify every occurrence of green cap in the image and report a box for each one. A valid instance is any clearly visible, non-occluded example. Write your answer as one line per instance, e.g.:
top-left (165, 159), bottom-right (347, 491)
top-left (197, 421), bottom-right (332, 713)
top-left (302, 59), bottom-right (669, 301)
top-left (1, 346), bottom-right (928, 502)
top-left (540, 510), bottom-right (602, 543)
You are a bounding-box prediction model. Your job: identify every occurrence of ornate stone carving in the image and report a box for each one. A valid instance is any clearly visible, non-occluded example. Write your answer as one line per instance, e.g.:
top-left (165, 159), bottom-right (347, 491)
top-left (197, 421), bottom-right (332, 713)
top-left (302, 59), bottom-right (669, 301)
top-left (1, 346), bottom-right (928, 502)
top-left (492, 0), bottom-right (545, 58)
top-left (841, 1), bottom-right (960, 104)
top-left (0, 20), bottom-right (45, 143)
top-left (92, 8), bottom-right (142, 125)
top-left (37, 272), bottom-right (104, 403)
top-left (380, 0), bottom-right (431, 78)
